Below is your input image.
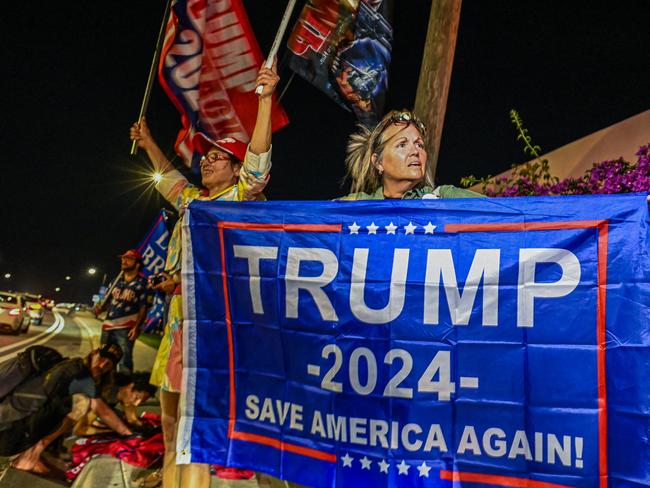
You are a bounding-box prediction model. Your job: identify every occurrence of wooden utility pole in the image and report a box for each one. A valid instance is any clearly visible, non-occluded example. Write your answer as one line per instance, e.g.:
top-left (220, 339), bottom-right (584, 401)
top-left (414, 0), bottom-right (462, 183)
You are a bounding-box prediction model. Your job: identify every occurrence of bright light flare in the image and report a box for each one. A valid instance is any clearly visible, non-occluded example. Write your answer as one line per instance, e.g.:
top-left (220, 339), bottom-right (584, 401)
top-left (152, 172), bottom-right (163, 184)
top-left (87, 268), bottom-right (97, 276)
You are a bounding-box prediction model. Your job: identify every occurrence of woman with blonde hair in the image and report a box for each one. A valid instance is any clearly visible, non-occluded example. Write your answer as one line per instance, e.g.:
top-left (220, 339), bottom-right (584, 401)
top-left (341, 109), bottom-right (482, 200)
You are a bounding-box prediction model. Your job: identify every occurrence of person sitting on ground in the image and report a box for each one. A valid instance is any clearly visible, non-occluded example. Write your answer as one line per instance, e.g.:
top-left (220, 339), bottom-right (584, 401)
top-left (0, 344), bottom-right (133, 476)
top-left (73, 371), bottom-right (157, 436)
top-left (130, 60), bottom-right (280, 488)
top-left (340, 109), bottom-right (484, 200)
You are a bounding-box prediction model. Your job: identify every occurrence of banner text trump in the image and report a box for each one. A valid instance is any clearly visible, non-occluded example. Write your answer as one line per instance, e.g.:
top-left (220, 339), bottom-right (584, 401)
top-left (231, 243), bottom-right (581, 328)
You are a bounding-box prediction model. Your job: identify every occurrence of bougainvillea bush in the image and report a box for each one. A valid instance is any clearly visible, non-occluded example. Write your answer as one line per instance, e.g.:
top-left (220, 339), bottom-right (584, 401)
top-left (478, 145), bottom-right (650, 197)
top-left (461, 110), bottom-right (650, 197)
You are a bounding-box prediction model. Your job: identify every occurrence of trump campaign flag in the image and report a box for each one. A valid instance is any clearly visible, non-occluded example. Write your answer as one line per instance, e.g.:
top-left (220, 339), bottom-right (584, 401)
top-left (137, 210), bottom-right (171, 332)
top-left (287, 0), bottom-right (392, 125)
top-left (159, 0), bottom-right (289, 170)
top-left (176, 193), bottom-right (650, 487)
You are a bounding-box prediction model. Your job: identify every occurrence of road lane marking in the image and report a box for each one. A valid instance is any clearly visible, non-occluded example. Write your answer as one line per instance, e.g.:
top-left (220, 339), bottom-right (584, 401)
top-left (74, 317), bottom-right (100, 351)
top-left (0, 314), bottom-right (64, 354)
top-left (0, 312), bottom-right (65, 364)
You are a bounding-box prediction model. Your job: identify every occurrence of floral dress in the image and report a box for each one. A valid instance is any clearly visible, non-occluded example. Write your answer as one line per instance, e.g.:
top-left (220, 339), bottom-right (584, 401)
top-left (150, 146), bottom-right (271, 392)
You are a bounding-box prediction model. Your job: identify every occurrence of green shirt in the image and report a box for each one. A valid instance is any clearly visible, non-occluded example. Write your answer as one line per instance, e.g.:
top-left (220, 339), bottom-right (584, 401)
top-left (339, 185), bottom-right (484, 200)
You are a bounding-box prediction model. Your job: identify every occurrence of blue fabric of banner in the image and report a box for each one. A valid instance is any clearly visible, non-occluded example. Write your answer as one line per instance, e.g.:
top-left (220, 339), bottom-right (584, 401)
top-left (178, 194), bottom-right (650, 488)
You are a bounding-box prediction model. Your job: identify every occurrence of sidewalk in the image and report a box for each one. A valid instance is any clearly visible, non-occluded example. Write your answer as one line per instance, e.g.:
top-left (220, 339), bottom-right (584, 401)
top-left (0, 461), bottom-right (260, 488)
top-left (70, 457), bottom-right (259, 488)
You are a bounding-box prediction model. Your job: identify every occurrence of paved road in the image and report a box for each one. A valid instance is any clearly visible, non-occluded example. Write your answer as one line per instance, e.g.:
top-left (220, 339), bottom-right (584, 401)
top-left (0, 309), bottom-right (88, 365)
top-left (0, 309), bottom-right (156, 372)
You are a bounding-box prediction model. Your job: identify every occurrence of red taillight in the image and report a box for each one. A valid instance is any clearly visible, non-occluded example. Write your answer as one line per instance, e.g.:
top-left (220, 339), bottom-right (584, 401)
top-left (9, 308), bottom-right (20, 316)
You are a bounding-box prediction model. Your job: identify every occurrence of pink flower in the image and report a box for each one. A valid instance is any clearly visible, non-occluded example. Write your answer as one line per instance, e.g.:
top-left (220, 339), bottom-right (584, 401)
top-left (486, 142), bottom-right (650, 197)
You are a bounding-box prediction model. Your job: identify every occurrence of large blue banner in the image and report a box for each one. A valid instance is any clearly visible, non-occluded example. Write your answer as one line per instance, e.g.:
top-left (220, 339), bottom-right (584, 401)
top-left (178, 194), bottom-right (650, 488)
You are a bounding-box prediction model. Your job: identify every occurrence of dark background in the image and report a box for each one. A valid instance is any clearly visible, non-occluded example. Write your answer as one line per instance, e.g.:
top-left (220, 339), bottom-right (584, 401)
top-left (2, 1), bottom-right (648, 301)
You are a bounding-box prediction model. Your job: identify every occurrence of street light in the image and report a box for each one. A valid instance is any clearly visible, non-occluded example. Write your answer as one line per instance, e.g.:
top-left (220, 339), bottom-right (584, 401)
top-left (87, 268), bottom-right (97, 276)
top-left (55, 287), bottom-right (61, 292)
top-left (3, 273), bottom-right (10, 279)
top-left (65, 275), bottom-right (71, 281)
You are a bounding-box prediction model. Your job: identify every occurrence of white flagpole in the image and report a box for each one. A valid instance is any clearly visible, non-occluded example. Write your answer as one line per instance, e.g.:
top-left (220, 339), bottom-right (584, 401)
top-left (255, 0), bottom-right (298, 95)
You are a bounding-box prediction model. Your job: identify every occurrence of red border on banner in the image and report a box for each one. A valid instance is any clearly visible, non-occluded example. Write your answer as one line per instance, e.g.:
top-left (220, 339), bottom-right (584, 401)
top-left (439, 469), bottom-right (572, 488)
top-left (218, 222), bottom-right (341, 464)
top-left (215, 219), bottom-right (609, 485)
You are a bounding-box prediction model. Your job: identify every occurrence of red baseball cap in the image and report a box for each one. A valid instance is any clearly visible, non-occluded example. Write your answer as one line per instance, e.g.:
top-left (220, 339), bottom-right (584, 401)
top-left (118, 249), bottom-right (142, 261)
top-left (192, 133), bottom-right (247, 162)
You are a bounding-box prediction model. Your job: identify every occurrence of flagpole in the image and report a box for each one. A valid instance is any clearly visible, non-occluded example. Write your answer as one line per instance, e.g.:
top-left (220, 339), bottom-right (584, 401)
top-left (96, 271), bottom-right (123, 312)
top-left (131, 0), bottom-right (173, 155)
top-left (255, 0), bottom-right (298, 95)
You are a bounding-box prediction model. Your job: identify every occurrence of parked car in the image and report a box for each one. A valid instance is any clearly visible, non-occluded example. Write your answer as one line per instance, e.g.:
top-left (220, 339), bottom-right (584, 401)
top-left (23, 293), bottom-right (45, 325)
top-left (0, 291), bottom-right (28, 334)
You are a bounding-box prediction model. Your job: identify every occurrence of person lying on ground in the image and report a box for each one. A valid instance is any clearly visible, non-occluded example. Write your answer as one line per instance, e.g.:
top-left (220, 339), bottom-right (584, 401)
top-left (0, 345), bottom-right (133, 476)
top-left (73, 371), bottom-right (157, 436)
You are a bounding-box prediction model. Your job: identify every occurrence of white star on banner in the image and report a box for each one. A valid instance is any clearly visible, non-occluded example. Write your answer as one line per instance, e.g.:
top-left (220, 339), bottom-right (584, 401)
top-left (366, 222), bottom-right (379, 234)
top-left (378, 459), bottom-right (390, 473)
top-left (424, 222), bottom-right (437, 234)
top-left (348, 222), bottom-right (360, 234)
top-left (397, 460), bottom-right (410, 475)
top-left (385, 222), bottom-right (397, 234)
top-left (341, 453), bottom-right (354, 467)
top-left (404, 222), bottom-right (417, 234)
top-left (360, 456), bottom-right (372, 470)
top-left (417, 462), bottom-right (431, 477)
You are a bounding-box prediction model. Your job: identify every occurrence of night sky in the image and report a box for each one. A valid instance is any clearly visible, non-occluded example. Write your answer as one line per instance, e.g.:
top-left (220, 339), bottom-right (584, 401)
top-left (3, 2), bottom-right (649, 301)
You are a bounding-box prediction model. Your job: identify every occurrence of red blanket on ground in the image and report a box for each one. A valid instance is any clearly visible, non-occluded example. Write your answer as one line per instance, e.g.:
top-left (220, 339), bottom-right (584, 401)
top-left (65, 413), bottom-right (163, 481)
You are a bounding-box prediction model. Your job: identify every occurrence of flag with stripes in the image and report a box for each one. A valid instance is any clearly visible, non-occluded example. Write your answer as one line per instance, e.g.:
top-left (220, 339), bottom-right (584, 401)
top-left (159, 0), bottom-right (289, 171)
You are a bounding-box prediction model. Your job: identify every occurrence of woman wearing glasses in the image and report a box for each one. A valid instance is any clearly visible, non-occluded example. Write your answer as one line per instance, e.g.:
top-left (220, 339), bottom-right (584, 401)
top-left (341, 109), bottom-right (482, 200)
top-left (129, 62), bottom-right (279, 488)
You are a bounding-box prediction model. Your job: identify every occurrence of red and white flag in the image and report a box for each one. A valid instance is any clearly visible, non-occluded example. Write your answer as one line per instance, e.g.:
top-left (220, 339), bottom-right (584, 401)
top-left (159, 0), bottom-right (289, 168)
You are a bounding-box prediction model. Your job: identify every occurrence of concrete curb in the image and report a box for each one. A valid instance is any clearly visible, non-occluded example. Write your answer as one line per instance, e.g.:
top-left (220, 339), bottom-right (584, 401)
top-left (0, 466), bottom-right (66, 488)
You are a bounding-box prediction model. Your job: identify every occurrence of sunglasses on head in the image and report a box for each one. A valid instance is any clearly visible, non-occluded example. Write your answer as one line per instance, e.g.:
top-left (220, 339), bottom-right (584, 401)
top-left (387, 111), bottom-right (426, 135)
